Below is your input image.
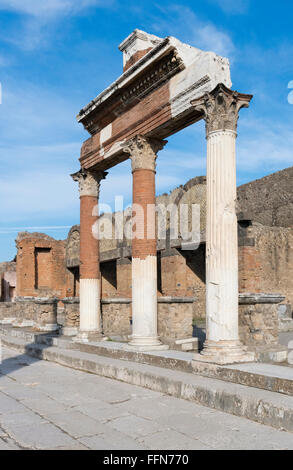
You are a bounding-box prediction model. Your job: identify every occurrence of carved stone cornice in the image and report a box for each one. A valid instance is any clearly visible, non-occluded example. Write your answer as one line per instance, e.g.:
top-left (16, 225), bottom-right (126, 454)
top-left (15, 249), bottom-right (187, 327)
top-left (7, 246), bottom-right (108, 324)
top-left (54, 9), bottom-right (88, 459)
top-left (71, 169), bottom-right (107, 197)
top-left (191, 83), bottom-right (253, 137)
top-left (123, 135), bottom-right (167, 172)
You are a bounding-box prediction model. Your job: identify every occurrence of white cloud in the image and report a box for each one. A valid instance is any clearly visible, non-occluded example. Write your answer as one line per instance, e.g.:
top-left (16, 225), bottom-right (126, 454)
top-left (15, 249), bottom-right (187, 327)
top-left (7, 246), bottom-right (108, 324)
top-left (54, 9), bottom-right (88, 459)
top-left (0, 168), bottom-right (78, 223)
top-left (0, 0), bottom-right (111, 18)
top-left (0, 0), bottom-right (114, 50)
top-left (151, 5), bottom-right (235, 57)
top-left (209, 0), bottom-right (250, 14)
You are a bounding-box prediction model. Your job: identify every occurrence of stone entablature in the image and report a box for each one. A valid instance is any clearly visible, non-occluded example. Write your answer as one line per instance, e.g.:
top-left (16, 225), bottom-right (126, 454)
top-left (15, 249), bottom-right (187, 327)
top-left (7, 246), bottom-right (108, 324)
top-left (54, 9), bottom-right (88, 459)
top-left (77, 31), bottom-right (231, 171)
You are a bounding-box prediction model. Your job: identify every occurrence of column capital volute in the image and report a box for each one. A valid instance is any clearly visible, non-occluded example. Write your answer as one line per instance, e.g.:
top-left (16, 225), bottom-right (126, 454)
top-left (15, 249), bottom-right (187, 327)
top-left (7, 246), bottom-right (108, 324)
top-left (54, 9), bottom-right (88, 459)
top-left (191, 83), bottom-right (253, 137)
top-left (123, 135), bottom-right (168, 172)
top-left (71, 169), bottom-right (107, 197)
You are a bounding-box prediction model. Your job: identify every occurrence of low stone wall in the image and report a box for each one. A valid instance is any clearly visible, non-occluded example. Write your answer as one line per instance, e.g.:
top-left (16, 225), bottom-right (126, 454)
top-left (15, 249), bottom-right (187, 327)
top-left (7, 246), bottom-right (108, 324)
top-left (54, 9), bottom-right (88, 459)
top-left (102, 299), bottom-right (132, 337)
top-left (34, 298), bottom-right (58, 331)
top-left (100, 297), bottom-right (195, 346)
top-left (0, 302), bottom-right (17, 322)
top-left (62, 297), bottom-right (79, 336)
top-left (158, 297), bottom-right (195, 346)
top-left (1, 297), bottom-right (59, 331)
top-left (239, 293), bottom-right (284, 348)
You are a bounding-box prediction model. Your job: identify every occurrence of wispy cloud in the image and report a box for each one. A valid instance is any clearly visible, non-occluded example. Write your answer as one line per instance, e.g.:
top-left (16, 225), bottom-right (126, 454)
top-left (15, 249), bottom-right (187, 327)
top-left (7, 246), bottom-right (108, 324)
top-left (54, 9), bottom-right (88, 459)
top-left (151, 4), bottom-right (235, 57)
top-left (0, 0), bottom-right (113, 18)
top-left (0, 0), bottom-right (115, 50)
top-left (208, 0), bottom-right (250, 14)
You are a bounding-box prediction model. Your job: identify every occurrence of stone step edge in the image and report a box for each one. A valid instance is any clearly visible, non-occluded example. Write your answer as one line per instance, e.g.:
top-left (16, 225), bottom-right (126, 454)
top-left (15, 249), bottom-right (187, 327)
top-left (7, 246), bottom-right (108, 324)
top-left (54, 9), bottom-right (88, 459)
top-left (0, 326), bottom-right (194, 374)
top-left (1, 326), bottom-right (293, 398)
top-left (192, 361), bottom-right (293, 397)
top-left (1, 335), bottom-right (293, 434)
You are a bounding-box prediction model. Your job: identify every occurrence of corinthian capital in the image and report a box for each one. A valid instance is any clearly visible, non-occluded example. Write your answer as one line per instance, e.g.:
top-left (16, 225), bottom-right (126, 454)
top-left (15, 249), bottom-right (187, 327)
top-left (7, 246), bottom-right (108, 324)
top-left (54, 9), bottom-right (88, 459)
top-left (123, 135), bottom-right (167, 172)
top-left (71, 169), bottom-right (107, 197)
top-left (191, 83), bottom-right (253, 137)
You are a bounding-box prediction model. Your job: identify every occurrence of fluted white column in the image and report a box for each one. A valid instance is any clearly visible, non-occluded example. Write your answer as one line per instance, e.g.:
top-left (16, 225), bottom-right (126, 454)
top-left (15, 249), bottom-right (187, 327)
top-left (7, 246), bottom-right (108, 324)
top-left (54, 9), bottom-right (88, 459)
top-left (123, 135), bottom-right (168, 351)
top-left (71, 169), bottom-right (106, 343)
top-left (192, 83), bottom-right (255, 364)
top-left (206, 130), bottom-right (239, 343)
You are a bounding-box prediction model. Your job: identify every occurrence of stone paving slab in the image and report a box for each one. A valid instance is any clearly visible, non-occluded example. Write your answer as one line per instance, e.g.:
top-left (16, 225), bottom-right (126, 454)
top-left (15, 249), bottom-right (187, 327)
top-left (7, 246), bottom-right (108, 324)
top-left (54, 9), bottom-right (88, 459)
top-left (1, 347), bottom-right (293, 450)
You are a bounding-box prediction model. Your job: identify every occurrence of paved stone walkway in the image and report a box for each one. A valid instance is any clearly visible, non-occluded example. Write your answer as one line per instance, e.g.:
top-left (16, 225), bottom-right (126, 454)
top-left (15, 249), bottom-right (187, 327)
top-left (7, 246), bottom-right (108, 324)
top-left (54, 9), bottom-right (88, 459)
top-left (0, 347), bottom-right (293, 450)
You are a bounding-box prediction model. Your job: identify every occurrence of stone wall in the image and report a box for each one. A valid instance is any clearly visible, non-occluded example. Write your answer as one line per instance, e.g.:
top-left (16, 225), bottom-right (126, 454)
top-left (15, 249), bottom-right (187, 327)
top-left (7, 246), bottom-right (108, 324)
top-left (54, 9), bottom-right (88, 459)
top-left (102, 299), bottom-right (132, 337)
top-left (239, 294), bottom-right (282, 347)
top-left (0, 297), bottom-right (58, 331)
top-left (157, 298), bottom-right (194, 346)
top-left (251, 225), bottom-right (293, 306)
top-left (237, 166), bottom-right (293, 227)
top-left (100, 297), bottom-right (194, 347)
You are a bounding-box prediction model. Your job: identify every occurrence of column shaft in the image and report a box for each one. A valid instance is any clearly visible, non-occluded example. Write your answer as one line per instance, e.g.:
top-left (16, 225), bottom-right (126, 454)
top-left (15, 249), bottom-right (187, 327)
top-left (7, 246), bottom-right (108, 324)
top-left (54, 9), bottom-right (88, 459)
top-left (79, 195), bottom-right (101, 332)
top-left (191, 83), bottom-right (254, 364)
top-left (71, 169), bottom-right (106, 342)
top-left (131, 168), bottom-right (158, 347)
top-left (206, 130), bottom-right (238, 342)
top-left (123, 135), bottom-right (168, 351)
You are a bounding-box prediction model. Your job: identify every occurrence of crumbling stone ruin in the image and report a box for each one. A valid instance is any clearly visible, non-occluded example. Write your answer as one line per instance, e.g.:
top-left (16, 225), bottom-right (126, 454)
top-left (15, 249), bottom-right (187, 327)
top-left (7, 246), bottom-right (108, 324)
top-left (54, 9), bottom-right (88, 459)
top-left (1, 30), bottom-right (292, 364)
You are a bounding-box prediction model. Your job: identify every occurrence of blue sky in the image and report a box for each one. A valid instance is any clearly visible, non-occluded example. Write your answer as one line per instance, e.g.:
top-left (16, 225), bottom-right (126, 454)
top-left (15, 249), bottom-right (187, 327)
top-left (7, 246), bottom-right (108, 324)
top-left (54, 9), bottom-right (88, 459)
top-left (0, 0), bottom-right (292, 261)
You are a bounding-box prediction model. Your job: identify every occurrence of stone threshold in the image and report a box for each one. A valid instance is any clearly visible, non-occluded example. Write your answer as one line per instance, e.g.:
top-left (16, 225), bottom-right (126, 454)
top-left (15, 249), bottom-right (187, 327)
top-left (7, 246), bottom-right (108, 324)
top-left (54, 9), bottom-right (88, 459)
top-left (1, 332), bottom-right (293, 433)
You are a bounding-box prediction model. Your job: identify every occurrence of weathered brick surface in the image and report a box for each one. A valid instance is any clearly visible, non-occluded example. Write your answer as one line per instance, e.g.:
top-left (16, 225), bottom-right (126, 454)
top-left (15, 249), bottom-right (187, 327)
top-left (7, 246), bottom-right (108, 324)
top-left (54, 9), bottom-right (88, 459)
top-left (80, 195), bottom-right (100, 279)
top-left (16, 233), bottom-right (72, 299)
top-left (116, 259), bottom-right (132, 298)
top-left (132, 168), bottom-right (156, 259)
top-left (239, 225), bottom-right (293, 305)
top-left (0, 262), bottom-right (16, 301)
top-left (123, 47), bottom-right (152, 72)
top-left (16, 232), bottom-right (71, 298)
top-left (80, 82), bottom-right (171, 170)
top-left (101, 260), bottom-right (117, 298)
top-left (238, 245), bottom-right (261, 293)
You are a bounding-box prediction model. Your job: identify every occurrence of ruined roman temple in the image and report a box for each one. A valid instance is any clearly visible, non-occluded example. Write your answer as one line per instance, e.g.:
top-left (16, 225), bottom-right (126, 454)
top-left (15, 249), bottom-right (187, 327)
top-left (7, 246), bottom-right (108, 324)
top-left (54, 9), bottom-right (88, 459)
top-left (1, 30), bottom-right (293, 366)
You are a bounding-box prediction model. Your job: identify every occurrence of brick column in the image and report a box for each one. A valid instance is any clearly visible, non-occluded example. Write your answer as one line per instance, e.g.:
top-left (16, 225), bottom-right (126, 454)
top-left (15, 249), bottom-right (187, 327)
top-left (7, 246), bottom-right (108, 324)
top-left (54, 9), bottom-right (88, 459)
top-left (191, 84), bottom-right (255, 364)
top-left (71, 169), bottom-right (106, 342)
top-left (123, 136), bottom-right (168, 351)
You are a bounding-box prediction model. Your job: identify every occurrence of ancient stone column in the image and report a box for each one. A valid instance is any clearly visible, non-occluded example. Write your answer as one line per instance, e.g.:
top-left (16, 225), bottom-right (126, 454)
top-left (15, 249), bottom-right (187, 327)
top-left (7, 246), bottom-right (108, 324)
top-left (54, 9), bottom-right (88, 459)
top-left (123, 136), bottom-right (168, 351)
top-left (71, 169), bottom-right (106, 342)
top-left (191, 84), bottom-right (255, 364)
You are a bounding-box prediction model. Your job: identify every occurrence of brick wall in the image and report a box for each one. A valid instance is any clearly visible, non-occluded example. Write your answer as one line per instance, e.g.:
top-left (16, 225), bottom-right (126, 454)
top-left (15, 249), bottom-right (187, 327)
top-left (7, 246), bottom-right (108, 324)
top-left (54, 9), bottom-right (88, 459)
top-left (16, 232), bottom-right (73, 299)
top-left (253, 225), bottom-right (293, 306)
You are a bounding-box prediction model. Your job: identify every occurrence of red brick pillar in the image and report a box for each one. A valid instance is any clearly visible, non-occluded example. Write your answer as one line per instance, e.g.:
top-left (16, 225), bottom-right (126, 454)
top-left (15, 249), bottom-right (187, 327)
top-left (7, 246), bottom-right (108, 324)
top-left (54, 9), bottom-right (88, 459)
top-left (71, 169), bottom-right (106, 342)
top-left (123, 135), bottom-right (168, 351)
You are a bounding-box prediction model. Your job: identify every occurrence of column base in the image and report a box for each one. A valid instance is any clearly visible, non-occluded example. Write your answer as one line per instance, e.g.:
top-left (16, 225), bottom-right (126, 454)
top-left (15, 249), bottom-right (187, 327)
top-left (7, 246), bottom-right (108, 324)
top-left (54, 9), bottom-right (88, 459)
top-left (72, 330), bottom-right (106, 344)
top-left (193, 340), bottom-right (255, 365)
top-left (125, 336), bottom-right (169, 352)
top-left (61, 326), bottom-right (78, 337)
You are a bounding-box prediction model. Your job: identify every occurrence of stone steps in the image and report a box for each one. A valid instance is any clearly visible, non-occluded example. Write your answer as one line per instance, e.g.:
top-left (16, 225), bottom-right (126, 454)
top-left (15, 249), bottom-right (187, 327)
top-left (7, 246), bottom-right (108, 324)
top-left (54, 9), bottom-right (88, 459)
top-left (1, 325), bottom-right (293, 397)
top-left (1, 332), bottom-right (293, 433)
